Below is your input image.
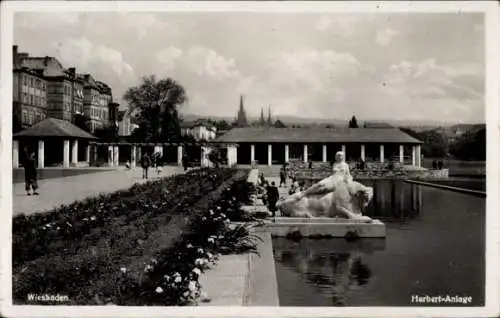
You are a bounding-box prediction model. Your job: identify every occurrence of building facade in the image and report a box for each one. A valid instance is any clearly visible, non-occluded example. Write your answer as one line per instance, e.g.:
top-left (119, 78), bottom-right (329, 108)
top-left (117, 110), bottom-right (132, 136)
top-left (13, 45), bottom-right (113, 132)
top-left (180, 122), bottom-right (217, 140)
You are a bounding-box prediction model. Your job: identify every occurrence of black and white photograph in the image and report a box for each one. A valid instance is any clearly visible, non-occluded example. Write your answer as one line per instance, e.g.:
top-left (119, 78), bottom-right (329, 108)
top-left (1, 1), bottom-right (499, 317)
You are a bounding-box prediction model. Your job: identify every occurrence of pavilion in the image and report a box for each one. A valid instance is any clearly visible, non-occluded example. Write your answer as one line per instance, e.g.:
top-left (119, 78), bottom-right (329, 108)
top-left (13, 118), bottom-right (98, 168)
top-left (212, 127), bottom-right (424, 167)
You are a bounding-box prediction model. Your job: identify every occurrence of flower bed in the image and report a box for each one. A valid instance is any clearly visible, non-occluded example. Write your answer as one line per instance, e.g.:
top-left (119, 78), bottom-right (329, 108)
top-left (13, 168), bottom-right (251, 305)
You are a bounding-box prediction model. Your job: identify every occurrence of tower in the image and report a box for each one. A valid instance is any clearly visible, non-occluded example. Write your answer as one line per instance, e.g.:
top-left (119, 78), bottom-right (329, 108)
top-left (236, 95), bottom-right (249, 127)
top-left (267, 106), bottom-right (272, 126)
top-left (259, 108), bottom-right (265, 126)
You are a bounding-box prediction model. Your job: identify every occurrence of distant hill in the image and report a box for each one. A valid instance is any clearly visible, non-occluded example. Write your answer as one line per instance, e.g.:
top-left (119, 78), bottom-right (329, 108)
top-left (179, 112), bottom-right (484, 129)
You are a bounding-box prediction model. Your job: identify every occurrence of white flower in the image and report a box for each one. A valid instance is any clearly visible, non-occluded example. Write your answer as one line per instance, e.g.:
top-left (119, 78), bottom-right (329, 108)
top-left (83, 218), bottom-right (89, 221)
top-left (192, 268), bottom-right (201, 276)
top-left (220, 213), bottom-right (226, 218)
top-left (218, 235), bottom-right (224, 239)
top-left (56, 227), bottom-right (60, 230)
top-left (197, 248), bottom-right (204, 254)
top-left (209, 210), bottom-right (214, 215)
top-left (188, 281), bottom-right (197, 292)
top-left (164, 274), bottom-right (170, 281)
top-left (120, 267), bottom-right (127, 274)
top-left (206, 252), bottom-right (213, 259)
top-left (174, 272), bottom-right (180, 277)
top-left (155, 287), bottom-right (164, 294)
top-left (216, 206), bottom-right (221, 210)
top-left (186, 243), bottom-right (193, 249)
top-left (46, 223), bottom-right (52, 228)
top-left (183, 290), bottom-right (190, 297)
top-left (175, 276), bottom-right (182, 283)
top-left (202, 216), bottom-right (207, 221)
top-left (207, 238), bottom-right (215, 244)
top-left (90, 216), bottom-right (96, 221)
top-left (144, 264), bottom-right (153, 272)
top-left (151, 258), bottom-right (158, 264)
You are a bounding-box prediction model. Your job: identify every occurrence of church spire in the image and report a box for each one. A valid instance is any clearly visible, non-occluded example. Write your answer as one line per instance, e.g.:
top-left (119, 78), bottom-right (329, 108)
top-left (267, 106), bottom-right (272, 126)
top-left (236, 94), bottom-right (249, 127)
top-left (259, 107), bottom-right (265, 126)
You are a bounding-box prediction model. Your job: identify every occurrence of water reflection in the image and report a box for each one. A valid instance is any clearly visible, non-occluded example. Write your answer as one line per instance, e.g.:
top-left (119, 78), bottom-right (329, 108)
top-left (273, 238), bottom-right (385, 306)
top-left (362, 180), bottom-right (422, 222)
top-left (274, 180), bottom-right (485, 306)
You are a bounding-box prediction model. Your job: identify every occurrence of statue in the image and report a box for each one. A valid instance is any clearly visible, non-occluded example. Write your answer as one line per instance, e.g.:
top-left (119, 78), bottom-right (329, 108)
top-left (276, 151), bottom-right (373, 222)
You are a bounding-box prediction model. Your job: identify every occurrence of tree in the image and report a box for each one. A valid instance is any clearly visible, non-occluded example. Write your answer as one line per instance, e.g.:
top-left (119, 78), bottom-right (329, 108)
top-left (449, 128), bottom-right (485, 160)
top-left (348, 116), bottom-right (359, 128)
top-left (274, 119), bottom-right (287, 128)
top-left (123, 75), bottom-right (187, 143)
top-left (214, 119), bottom-right (231, 131)
top-left (74, 114), bottom-right (91, 133)
top-left (94, 125), bottom-right (118, 142)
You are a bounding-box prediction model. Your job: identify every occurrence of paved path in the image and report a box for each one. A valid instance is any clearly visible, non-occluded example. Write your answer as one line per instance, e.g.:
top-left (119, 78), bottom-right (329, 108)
top-left (13, 166), bottom-right (186, 216)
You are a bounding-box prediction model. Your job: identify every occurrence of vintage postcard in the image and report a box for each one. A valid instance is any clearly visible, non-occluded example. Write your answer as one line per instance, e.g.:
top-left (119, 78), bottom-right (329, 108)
top-left (1, 1), bottom-right (499, 317)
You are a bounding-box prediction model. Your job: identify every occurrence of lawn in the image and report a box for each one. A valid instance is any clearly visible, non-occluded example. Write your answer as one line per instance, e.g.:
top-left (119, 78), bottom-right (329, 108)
top-left (12, 167), bottom-right (259, 306)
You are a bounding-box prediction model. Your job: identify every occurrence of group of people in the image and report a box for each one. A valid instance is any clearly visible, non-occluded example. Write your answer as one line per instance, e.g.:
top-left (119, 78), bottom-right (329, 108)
top-left (432, 160), bottom-right (444, 170)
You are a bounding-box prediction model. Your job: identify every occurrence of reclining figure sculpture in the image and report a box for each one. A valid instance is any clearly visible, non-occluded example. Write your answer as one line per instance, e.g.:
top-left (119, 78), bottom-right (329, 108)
top-left (276, 151), bottom-right (373, 222)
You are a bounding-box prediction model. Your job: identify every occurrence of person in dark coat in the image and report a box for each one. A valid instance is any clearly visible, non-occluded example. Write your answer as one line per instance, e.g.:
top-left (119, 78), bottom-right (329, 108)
top-left (141, 153), bottom-right (151, 179)
top-left (266, 181), bottom-right (280, 217)
top-left (24, 152), bottom-right (39, 196)
top-left (182, 154), bottom-right (189, 171)
top-left (437, 160), bottom-right (444, 170)
top-left (279, 167), bottom-right (287, 187)
top-left (432, 160), bottom-right (437, 170)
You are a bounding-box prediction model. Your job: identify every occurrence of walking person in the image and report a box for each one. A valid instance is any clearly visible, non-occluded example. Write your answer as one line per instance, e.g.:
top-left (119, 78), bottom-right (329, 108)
top-left (141, 153), bottom-right (151, 179)
top-left (279, 167), bottom-right (287, 187)
top-left (182, 153), bottom-right (189, 171)
top-left (24, 152), bottom-right (39, 196)
top-left (266, 181), bottom-right (280, 217)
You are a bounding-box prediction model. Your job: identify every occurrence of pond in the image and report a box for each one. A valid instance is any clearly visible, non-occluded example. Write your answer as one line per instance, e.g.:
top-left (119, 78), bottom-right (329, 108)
top-left (12, 168), bottom-right (113, 184)
top-left (273, 180), bottom-right (485, 306)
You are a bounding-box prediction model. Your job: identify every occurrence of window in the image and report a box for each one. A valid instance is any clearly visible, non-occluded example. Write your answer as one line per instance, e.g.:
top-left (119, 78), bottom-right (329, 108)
top-left (41, 97), bottom-right (45, 106)
top-left (36, 113), bottom-right (41, 123)
top-left (42, 83), bottom-right (46, 91)
top-left (23, 92), bottom-right (28, 103)
top-left (22, 110), bottom-right (28, 124)
top-left (23, 75), bottom-right (27, 86)
top-left (30, 77), bottom-right (33, 87)
top-left (30, 95), bottom-right (33, 104)
top-left (28, 112), bottom-right (34, 125)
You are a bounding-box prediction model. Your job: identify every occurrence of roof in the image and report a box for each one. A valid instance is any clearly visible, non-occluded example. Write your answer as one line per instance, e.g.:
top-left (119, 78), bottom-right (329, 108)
top-left (13, 118), bottom-right (98, 139)
top-left (213, 127), bottom-right (423, 144)
top-left (363, 122), bottom-right (393, 128)
top-left (21, 56), bottom-right (66, 77)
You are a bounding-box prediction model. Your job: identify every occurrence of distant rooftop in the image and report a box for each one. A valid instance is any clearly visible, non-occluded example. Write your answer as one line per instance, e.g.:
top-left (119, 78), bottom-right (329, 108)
top-left (214, 127), bottom-right (422, 144)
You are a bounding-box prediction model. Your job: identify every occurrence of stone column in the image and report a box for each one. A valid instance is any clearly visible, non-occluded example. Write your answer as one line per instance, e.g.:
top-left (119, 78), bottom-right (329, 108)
top-left (250, 144), bottom-right (255, 164)
top-left (342, 144), bottom-right (346, 157)
top-left (285, 144), bottom-right (289, 163)
top-left (85, 144), bottom-right (90, 164)
top-left (113, 145), bottom-right (119, 167)
top-left (158, 145), bottom-right (164, 158)
top-left (268, 144), bottom-right (272, 166)
top-left (93, 144), bottom-right (98, 165)
top-left (37, 140), bottom-right (44, 169)
top-left (13, 140), bottom-right (19, 168)
top-left (380, 144), bottom-right (385, 163)
top-left (322, 144), bottom-right (327, 162)
top-left (361, 144), bottom-right (365, 161)
top-left (108, 145), bottom-right (113, 166)
top-left (412, 145), bottom-right (416, 166)
top-left (71, 140), bottom-right (78, 166)
top-left (137, 146), bottom-right (142, 166)
top-left (201, 146), bottom-right (211, 167)
top-left (416, 145), bottom-right (422, 168)
top-left (131, 145), bottom-right (137, 168)
top-left (227, 146), bottom-right (232, 166)
top-left (303, 144), bottom-right (308, 163)
top-left (233, 145), bottom-right (238, 165)
top-left (63, 140), bottom-right (70, 168)
top-left (399, 145), bottom-right (404, 164)
top-left (177, 145), bottom-right (183, 166)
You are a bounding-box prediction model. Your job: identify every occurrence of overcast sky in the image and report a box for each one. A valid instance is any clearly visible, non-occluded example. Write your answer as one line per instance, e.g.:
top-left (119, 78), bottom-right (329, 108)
top-left (14, 11), bottom-right (484, 123)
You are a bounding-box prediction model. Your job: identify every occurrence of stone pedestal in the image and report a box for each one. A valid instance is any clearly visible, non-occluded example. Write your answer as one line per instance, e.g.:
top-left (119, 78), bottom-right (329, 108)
top-left (63, 140), bottom-right (70, 168)
top-left (37, 140), bottom-right (44, 168)
top-left (71, 140), bottom-right (78, 166)
top-left (13, 140), bottom-right (19, 168)
top-left (266, 217), bottom-right (386, 238)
